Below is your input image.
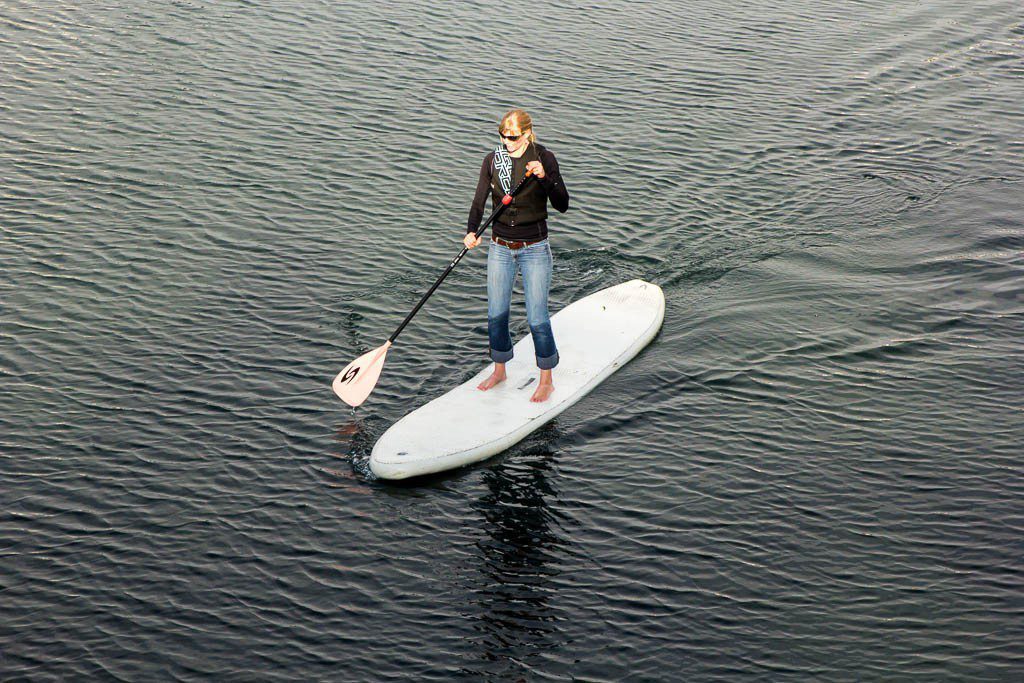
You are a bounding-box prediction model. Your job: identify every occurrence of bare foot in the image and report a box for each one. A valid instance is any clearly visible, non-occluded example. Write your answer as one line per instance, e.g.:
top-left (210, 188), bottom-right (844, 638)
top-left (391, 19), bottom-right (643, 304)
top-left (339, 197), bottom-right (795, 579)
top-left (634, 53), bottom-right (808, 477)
top-left (530, 383), bottom-right (554, 402)
top-left (477, 364), bottom-right (506, 391)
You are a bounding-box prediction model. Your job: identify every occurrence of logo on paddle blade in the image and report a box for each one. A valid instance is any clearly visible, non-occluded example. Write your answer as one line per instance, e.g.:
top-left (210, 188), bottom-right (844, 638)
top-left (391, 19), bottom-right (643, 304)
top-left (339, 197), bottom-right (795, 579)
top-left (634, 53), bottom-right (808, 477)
top-left (341, 366), bottom-right (360, 384)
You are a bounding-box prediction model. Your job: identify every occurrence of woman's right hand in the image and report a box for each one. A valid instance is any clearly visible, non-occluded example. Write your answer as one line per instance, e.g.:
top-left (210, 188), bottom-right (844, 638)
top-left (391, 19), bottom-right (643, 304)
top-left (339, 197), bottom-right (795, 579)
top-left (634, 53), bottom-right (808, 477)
top-left (464, 233), bottom-right (482, 249)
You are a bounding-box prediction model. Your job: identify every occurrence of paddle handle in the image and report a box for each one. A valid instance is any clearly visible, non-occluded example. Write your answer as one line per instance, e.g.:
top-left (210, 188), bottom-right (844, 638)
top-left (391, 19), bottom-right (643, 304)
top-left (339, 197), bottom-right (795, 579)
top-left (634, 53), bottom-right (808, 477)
top-left (472, 167), bottom-right (535, 238)
top-left (387, 169), bottom-right (537, 344)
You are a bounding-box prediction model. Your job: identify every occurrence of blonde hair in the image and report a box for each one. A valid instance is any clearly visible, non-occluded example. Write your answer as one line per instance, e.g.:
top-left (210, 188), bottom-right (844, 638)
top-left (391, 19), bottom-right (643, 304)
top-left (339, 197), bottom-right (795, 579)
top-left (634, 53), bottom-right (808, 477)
top-left (499, 109), bottom-right (537, 143)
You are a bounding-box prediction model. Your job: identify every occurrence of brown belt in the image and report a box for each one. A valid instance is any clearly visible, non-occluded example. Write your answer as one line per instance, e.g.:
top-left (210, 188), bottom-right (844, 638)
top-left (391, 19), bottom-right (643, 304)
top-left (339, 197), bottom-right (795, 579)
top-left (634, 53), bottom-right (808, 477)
top-left (491, 236), bottom-right (543, 250)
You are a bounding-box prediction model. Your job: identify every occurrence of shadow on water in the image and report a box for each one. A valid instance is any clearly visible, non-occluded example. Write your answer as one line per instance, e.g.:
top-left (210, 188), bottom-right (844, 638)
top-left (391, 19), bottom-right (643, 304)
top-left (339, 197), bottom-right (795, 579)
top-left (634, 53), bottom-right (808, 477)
top-left (334, 416), bottom-right (574, 677)
top-left (459, 428), bottom-right (570, 680)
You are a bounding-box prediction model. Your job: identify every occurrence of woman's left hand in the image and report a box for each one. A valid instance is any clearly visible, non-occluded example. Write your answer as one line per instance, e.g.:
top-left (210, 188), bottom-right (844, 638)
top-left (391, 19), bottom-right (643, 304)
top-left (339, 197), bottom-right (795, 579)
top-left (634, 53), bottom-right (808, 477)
top-left (526, 160), bottom-right (545, 179)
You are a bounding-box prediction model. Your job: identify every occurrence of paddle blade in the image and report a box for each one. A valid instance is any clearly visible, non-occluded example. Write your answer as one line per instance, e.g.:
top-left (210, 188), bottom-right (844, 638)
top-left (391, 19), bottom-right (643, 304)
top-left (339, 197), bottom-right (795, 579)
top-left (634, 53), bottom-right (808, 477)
top-left (332, 342), bottom-right (391, 407)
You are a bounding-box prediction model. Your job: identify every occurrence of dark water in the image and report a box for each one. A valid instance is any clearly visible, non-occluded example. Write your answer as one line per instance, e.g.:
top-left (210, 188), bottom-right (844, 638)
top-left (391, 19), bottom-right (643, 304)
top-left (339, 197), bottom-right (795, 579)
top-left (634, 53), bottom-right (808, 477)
top-left (3, 1), bottom-right (1023, 679)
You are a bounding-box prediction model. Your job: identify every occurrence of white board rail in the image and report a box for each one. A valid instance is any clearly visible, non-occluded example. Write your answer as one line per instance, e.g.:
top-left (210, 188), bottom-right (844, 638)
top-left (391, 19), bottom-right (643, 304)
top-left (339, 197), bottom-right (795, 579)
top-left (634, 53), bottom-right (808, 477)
top-left (370, 279), bottom-right (665, 480)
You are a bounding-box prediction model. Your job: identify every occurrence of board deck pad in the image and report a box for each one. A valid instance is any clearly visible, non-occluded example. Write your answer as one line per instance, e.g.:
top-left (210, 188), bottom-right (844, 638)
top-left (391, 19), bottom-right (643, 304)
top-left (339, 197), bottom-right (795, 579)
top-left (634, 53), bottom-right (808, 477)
top-left (370, 280), bottom-right (665, 479)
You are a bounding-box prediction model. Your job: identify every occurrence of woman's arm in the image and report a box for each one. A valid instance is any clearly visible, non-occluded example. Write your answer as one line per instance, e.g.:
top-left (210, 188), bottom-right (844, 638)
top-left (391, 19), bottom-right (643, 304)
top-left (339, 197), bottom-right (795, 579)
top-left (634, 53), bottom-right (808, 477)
top-left (538, 149), bottom-right (569, 213)
top-left (467, 153), bottom-right (494, 234)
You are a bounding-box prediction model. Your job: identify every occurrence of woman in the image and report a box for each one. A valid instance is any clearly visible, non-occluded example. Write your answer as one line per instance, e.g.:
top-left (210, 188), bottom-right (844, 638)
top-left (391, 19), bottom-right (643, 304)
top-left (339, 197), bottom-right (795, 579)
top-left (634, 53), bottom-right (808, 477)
top-left (464, 109), bottom-right (570, 403)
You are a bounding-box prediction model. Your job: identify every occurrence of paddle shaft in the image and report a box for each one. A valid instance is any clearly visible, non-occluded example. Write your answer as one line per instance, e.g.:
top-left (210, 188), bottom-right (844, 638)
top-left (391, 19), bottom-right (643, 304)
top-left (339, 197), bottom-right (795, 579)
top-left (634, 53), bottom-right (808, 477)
top-left (387, 171), bottom-right (537, 344)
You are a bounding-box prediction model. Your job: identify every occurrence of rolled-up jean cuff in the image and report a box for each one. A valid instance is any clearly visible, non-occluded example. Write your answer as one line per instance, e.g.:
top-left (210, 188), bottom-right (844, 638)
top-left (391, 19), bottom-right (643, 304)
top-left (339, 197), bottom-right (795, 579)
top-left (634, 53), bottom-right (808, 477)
top-left (490, 347), bottom-right (514, 363)
top-left (536, 351), bottom-right (559, 370)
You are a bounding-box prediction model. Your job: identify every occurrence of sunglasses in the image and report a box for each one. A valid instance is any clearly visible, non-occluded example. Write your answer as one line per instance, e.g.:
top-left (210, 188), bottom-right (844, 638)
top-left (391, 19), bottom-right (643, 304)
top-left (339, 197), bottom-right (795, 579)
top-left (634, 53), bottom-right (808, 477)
top-left (499, 131), bottom-right (525, 141)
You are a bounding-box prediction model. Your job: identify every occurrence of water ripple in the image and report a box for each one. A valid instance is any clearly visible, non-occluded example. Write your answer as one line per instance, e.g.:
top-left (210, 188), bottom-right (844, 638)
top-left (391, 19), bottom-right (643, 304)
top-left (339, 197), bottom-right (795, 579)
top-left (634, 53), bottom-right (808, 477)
top-left (3, 0), bottom-right (1023, 679)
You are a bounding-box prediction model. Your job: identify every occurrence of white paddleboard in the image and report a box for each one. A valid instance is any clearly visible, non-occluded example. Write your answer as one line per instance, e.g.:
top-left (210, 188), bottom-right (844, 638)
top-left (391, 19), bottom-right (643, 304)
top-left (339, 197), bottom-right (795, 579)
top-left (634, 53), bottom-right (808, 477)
top-left (370, 279), bottom-right (665, 480)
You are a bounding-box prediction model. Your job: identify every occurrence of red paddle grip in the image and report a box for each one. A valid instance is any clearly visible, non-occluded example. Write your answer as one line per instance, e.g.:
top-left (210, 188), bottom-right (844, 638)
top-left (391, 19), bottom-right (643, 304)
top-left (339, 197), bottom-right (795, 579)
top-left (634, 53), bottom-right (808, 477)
top-left (501, 168), bottom-right (535, 205)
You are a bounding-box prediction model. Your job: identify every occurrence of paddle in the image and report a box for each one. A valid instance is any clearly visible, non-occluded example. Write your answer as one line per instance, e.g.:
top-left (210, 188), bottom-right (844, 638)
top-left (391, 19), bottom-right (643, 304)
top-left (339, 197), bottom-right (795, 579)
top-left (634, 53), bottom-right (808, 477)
top-left (333, 168), bottom-right (537, 406)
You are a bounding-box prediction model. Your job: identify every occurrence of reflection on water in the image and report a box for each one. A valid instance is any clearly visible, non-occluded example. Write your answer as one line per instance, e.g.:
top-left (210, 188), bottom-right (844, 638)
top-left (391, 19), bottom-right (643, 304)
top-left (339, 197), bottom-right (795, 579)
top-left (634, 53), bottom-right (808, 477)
top-left (462, 436), bottom-right (568, 679)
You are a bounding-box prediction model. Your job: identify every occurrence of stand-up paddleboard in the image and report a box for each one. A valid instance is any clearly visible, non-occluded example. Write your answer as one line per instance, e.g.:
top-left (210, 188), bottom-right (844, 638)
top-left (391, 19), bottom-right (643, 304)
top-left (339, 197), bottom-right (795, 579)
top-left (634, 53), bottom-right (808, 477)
top-left (370, 279), bottom-right (665, 480)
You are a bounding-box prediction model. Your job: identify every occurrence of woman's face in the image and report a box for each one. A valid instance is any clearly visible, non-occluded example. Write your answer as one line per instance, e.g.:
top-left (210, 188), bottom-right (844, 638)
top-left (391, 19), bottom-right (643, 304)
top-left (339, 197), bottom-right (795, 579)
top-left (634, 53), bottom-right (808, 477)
top-left (500, 122), bottom-right (530, 155)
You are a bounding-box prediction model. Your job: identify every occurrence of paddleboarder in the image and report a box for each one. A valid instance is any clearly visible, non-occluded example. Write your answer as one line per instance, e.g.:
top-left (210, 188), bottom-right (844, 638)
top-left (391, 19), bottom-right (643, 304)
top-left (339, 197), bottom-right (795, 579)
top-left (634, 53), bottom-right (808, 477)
top-left (464, 109), bottom-right (570, 403)
top-left (332, 116), bottom-right (543, 408)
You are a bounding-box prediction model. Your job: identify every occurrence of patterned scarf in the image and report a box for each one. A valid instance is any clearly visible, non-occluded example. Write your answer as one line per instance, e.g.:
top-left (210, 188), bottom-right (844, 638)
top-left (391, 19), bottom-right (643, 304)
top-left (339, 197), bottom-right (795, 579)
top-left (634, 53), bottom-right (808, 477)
top-left (493, 145), bottom-right (513, 195)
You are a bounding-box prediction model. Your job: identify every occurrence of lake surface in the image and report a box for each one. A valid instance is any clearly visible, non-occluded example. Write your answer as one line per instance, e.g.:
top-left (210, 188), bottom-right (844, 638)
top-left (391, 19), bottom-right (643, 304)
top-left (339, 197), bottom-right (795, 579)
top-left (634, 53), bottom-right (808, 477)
top-left (3, 1), bottom-right (1022, 679)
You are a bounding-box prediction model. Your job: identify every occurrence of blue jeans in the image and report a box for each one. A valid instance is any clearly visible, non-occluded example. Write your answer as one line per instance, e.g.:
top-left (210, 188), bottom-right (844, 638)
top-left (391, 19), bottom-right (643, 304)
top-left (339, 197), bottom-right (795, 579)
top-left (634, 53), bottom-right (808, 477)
top-left (486, 239), bottom-right (559, 369)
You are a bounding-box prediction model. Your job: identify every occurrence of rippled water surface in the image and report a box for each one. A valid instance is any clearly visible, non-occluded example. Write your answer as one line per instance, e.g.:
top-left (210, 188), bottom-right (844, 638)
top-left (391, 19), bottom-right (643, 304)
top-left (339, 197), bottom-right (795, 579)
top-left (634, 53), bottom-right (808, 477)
top-left (3, 1), bottom-right (1023, 679)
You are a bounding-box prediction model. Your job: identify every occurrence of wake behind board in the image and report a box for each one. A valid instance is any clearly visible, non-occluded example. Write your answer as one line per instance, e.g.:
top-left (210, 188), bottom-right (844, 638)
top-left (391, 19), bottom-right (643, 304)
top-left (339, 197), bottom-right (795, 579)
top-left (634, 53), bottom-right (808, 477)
top-left (370, 279), bottom-right (665, 480)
